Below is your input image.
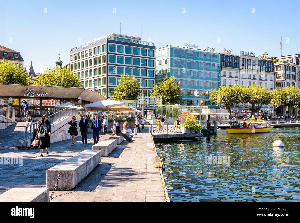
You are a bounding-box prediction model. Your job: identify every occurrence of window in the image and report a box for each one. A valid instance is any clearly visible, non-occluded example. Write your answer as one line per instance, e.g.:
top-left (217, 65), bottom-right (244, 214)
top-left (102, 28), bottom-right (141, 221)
top-left (141, 48), bottom-right (147, 56)
top-left (102, 77), bottom-right (107, 86)
top-left (109, 77), bottom-right (116, 85)
top-left (148, 49), bottom-right (154, 57)
top-left (108, 55), bottom-right (116, 63)
top-left (125, 67), bottom-right (131, 75)
top-left (140, 69), bottom-right (147, 76)
top-left (148, 80), bottom-right (154, 88)
top-left (117, 67), bottom-right (124, 75)
top-left (102, 44), bottom-right (106, 53)
top-left (102, 55), bottom-right (106, 63)
top-left (102, 66), bottom-right (106, 74)
top-left (125, 46), bottom-right (132, 54)
top-left (148, 70), bottom-right (154, 77)
top-left (117, 45), bottom-right (124, 53)
top-left (108, 44), bottom-right (116, 52)
top-left (133, 68), bottom-right (140, 76)
top-left (133, 47), bottom-right (140, 55)
top-left (141, 59), bottom-right (147, 66)
top-left (108, 88), bottom-right (114, 97)
top-left (148, 60), bottom-right (154, 67)
top-left (141, 79), bottom-right (147, 87)
top-left (94, 47), bottom-right (98, 55)
top-left (108, 66), bottom-right (116, 74)
top-left (117, 56), bottom-right (124, 64)
top-left (98, 78), bottom-right (101, 86)
top-left (98, 46), bottom-right (102, 54)
top-left (133, 58), bottom-right (140, 66)
top-left (94, 69), bottom-right (98, 76)
top-left (125, 57), bottom-right (131, 65)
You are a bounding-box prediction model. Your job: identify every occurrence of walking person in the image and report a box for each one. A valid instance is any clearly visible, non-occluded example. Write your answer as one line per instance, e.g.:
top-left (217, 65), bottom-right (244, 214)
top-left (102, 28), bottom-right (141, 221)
top-left (92, 114), bottom-right (101, 144)
top-left (37, 114), bottom-right (51, 157)
top-left (135, 115), bottom-right (141, 133)
top-left (79, 115), bottom-right (88, 144)
top-left (68, 116), bottom-right (78, 146)
top-left (102, 116), bottom-right (108, 134)
top-left (140, 116), bottom-right (145, 130)
top-left (161, 115), bottom-right (165, 126)
top-left (112, 118), bottom-right (118, 135)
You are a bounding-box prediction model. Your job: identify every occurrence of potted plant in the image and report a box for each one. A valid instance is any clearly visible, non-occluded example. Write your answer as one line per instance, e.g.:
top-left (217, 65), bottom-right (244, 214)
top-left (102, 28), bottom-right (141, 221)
top-left (179, 112), bottom-right (202, 134)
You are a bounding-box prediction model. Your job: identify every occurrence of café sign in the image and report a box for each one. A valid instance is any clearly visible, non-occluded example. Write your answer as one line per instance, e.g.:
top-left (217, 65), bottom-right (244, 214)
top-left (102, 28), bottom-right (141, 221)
top-left (24, 88), bottom-right (48, 97)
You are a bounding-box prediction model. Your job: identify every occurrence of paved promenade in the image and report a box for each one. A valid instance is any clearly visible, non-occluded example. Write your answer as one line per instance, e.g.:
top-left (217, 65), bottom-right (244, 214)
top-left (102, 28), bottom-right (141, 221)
top-left (0, 126), bottom-right (166, 202)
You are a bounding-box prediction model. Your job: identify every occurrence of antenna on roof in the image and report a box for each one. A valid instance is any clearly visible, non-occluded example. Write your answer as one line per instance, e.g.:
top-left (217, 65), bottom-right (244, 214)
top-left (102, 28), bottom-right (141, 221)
top-left (141, 24), bottom-right (142, 40)
top-left (120, 22), bottom-right (122, 35)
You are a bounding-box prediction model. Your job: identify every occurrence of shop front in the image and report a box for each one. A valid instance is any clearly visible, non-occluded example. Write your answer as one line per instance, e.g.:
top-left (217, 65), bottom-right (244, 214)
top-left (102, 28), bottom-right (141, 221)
top-left (0, 84), bottom-right (106, 118)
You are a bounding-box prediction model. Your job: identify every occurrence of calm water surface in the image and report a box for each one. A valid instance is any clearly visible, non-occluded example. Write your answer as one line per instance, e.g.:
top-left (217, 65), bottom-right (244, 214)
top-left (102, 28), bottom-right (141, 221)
top-left (155, 128), bottom-right (300, 202)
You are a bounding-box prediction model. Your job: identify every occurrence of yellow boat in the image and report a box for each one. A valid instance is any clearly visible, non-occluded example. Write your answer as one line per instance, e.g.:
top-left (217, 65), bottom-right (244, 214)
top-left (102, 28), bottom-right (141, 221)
top-left (227, 120), bottom-right (273, 134)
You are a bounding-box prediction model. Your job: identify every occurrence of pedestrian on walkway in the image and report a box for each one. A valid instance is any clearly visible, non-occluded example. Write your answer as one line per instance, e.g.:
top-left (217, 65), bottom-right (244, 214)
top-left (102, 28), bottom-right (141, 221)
top-left (112, 118), bottom-right (118, 135)
top-left (79, 115), bottom-right (88, 144)
top-left (37, 114), bottom-right (51, 157)
top-left (161, 115), bottom-right (165, 125)
top-left (140, 116), bottom-right (145, 130)
top-left (102, 116), bottom-right (108, 134)
top-left (92, 114), bottom-right (101, 144)
top-left (135, 115), bottom-right (141, 133)
top-left (68, 116), bottom-right (78, 146)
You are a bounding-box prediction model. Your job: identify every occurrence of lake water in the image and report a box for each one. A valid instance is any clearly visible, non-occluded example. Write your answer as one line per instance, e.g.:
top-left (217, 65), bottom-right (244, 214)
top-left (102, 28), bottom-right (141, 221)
top-left (155, 128), bottom-right (300, 202)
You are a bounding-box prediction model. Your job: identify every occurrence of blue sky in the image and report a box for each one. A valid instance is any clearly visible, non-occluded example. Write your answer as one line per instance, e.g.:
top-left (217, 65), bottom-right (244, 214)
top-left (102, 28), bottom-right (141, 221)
top-left (1, 0), bottom-right (299, 73)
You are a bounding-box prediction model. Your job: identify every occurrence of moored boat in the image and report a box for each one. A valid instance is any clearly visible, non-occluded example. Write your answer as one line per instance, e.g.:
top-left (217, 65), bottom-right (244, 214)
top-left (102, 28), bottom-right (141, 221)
top-left (227, 120), bottom-right (273, 134)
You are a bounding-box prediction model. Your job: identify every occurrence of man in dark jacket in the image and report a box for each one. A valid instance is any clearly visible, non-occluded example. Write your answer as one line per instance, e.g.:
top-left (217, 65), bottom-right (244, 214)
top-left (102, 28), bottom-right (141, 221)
top-left (79, 115), bottom-right (88, 144)
top-left (91, 114), bottom-right (101, 144)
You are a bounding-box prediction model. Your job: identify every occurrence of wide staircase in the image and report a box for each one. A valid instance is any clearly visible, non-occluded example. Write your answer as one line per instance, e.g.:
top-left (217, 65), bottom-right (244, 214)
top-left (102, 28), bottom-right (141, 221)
top-left (21, 108), bottom-right (80, 148)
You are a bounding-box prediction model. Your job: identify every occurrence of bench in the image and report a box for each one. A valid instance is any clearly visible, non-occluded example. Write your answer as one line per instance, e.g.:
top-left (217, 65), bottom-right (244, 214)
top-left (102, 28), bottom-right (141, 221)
top-left (92, 138), bottom-right (118, 157)
top-left (46, 150), bottom-right (101, 190)
top-left (109, 136), bottom-right (124, 145)
top-left (0, 187), bottom-right (49, 202)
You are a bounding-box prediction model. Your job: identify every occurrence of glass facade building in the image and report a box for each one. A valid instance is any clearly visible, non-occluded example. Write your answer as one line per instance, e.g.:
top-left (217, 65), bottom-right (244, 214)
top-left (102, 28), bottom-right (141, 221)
top-left (155, 45), bottom-right (220, 106)
top-left (70, 33), bottom-right (155, 98)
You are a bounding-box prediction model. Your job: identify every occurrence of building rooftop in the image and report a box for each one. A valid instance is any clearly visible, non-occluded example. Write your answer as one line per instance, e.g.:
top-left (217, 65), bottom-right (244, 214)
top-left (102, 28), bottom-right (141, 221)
top-left (0, 45), bottom-right (23, 61)
top-left (0, 45), bottom-right (18, 53)
top-left (70, 33), bottom-right (154, 54)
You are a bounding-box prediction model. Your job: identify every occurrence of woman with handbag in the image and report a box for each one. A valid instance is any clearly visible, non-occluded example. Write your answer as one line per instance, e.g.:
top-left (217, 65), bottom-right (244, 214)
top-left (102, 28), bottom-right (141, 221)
top-left (68, 116), bottom-right (78, 146)
top-left (37, 114), bottom-right (51, 157)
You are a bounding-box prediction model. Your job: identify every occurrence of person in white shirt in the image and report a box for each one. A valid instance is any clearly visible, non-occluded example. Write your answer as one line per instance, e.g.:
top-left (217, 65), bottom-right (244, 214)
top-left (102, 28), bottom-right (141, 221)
top-left (102, 116), bottom-right (108, 134)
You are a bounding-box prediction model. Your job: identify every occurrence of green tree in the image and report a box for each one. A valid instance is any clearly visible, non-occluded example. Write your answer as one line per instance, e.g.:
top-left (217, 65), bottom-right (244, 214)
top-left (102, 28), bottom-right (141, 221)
top-left (209, 85), bottom-right (242, 117)
top-left (244, 85), bottom-right (271, 116)
top-left (112, 74), bottom-right (141, 100)
top-left (34, 66), bottom-right (81, 87)
top-left (0, 59), bottom-right (31, 85)
top-left (271, 86), bottom-right (300, 116)
top-left (151, 76), bottom-right (181, 105)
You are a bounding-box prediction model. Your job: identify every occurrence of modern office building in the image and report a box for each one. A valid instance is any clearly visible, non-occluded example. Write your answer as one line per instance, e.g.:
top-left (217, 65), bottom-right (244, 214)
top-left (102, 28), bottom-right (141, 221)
top-left (274, 54), bottom-right (300, 89)
top-left (155, 45), bottom-right (220, 106)
top-left (70, 33), bottom-right (156, 98)
top-left (0, 45), bottom-right (24, 67)
top-left (220, 51), bottom-right (275, 90)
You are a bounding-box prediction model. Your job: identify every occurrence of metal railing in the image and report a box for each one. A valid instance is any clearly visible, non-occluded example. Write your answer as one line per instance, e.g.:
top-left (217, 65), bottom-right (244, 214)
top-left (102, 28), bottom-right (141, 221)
top-left (149, 124), bottom-right (181, 135)
top-left (23, 108), bottom-right (79, 139)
